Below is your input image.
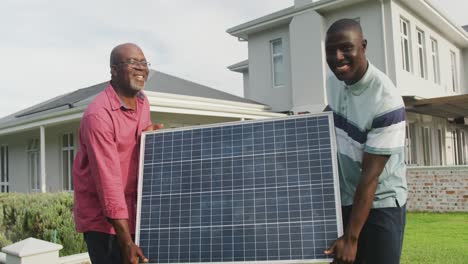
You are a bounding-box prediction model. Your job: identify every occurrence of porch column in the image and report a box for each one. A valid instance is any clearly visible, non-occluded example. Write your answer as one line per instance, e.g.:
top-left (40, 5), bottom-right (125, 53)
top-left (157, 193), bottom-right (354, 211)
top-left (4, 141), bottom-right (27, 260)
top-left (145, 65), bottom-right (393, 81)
top-left (40, 126), bottom-right (46, 193)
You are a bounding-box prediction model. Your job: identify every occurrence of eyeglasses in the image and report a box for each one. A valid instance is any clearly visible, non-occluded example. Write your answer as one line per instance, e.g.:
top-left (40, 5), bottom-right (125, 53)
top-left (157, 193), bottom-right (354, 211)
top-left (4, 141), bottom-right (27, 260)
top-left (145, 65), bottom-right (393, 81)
top-left (114, 58), bottom-right (151, 68)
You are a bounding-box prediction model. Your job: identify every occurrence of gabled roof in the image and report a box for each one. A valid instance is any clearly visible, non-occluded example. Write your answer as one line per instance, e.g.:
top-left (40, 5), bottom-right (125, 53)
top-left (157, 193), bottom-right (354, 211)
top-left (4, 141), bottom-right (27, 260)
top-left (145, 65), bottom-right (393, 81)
top-left (0, 70), bottom-right (264, 128)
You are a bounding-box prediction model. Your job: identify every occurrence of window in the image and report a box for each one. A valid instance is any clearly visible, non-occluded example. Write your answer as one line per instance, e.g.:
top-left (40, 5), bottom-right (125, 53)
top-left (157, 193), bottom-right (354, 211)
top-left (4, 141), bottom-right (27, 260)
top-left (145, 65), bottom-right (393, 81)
top-left (405, 123), bottom-right (417, 164)
top-left (400, 18), bottom-right (411, 72)
top-left (436, 129), bottom-right (444, 165)
top-left (450, 51), bottom-right (458, 92)
top-left (62, 133), bottom-right (74, 191)
top-left (0, 145), bottom-right (8, 193)
top-left (422, 127), bottom-right (432, 165)
top-left (416, 29), bottom-right (427, 79)
top-left (430, 38), bottom-right (440, 84)
top-left (27, 139), bottom-right (40, 191)
top-left (459, 131), bottom-right (467, 165)
top-left (270, 38), bottom-right (285, 87)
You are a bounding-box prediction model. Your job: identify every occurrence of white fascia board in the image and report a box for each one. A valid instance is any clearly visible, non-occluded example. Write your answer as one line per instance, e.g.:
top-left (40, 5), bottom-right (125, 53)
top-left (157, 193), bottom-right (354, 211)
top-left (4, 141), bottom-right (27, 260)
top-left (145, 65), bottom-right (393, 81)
top-left (227, 0), bottom-right (344, 39)
top-left (0, 105), bottom-right (85, 136)
top-left (145, 91), bottom-right (270, 111)
top-left (420, 0), bottom-right (468, 46)
top-left (150, 106), bottom-right (285, 120)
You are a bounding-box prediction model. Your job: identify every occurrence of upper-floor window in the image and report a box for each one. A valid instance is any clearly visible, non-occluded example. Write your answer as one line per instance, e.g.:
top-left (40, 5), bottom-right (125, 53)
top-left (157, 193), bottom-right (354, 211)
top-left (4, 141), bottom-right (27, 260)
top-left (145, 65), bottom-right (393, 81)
top-left (400, 18), bottom-right (411, 72)
top-left (27, 139), bottom-right (40, 191)
top-left (416, 29), bottom-right (427, 79)
top-left (62, 133), bottom-right (74, 191)
top-left (430, 38), bottom-right (440, 84)
top-left (450, 50), bottom-right (458, 92)
top-left (0, 145), bottom-right (8, 193)
top-left (270, 38), bottom-right (285, 87)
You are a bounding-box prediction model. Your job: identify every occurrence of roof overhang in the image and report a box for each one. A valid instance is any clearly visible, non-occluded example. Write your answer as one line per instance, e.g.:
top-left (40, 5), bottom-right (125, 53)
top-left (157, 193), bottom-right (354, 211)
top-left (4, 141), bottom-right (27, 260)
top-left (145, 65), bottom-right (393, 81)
top-left (226, 0), bottom-right (366, 40)
top-left (404, 94), bottom-right (468, 119)
top-left (227, 59), bottom-right (249, 73)
top-left (399, 0), bottom-right (468, 47)
top-left (0, 92), bottom-right (284, 136)
top-left (227, 0), bottom-right (468, 47)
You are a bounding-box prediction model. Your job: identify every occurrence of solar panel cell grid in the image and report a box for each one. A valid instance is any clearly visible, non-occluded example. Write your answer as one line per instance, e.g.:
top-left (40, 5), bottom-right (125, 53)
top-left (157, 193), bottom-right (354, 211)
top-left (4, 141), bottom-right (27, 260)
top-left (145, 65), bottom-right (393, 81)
top-left (137, 113), bottom-right (342, 263)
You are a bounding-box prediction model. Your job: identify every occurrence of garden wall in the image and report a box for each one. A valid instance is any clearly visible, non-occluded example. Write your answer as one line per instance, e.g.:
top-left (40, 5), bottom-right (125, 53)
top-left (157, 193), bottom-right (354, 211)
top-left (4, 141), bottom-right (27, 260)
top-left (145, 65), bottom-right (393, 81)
top-left (406, 166), bottom-right (468, 212)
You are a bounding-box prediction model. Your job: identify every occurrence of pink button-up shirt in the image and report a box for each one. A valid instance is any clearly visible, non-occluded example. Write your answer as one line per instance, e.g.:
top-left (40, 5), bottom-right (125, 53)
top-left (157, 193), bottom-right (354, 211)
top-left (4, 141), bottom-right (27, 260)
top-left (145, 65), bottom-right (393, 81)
top-left (73, 84), bottom-right (151, 234)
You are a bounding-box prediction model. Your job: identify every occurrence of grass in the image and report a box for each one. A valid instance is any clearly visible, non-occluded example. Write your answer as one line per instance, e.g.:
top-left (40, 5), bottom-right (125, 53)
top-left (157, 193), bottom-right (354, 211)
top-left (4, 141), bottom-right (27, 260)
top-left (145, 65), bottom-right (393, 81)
top-left (401, 212), bottom-right (468, 264)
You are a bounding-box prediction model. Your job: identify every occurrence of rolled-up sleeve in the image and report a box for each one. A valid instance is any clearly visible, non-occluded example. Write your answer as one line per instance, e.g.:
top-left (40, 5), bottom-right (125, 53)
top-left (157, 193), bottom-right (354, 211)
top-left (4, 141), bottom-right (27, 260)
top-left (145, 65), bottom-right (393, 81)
top-left (81, 114), bottom-right (128, 219)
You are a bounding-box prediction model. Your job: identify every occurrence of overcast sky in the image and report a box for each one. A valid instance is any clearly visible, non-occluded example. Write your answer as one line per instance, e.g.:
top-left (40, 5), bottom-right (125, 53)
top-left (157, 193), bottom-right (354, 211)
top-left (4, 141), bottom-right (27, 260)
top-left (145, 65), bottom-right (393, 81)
top-left (0, 0), bottom-right (467, 118)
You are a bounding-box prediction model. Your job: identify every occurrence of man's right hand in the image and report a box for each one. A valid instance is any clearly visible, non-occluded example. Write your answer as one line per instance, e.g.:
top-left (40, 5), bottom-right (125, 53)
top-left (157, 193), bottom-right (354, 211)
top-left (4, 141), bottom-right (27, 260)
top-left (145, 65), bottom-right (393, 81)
top-left (325, 234), bottom-right (358, 264)
top-left (120, 239), bottom-right (149, 264)
top-left (108, 218), bottom-right (149, 264)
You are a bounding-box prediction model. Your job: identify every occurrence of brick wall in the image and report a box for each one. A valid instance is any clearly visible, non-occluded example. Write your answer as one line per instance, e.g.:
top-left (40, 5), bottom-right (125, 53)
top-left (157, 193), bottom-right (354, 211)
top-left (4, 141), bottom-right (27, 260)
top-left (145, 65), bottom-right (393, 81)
top-left (406, 166), bottom-right (468, 212)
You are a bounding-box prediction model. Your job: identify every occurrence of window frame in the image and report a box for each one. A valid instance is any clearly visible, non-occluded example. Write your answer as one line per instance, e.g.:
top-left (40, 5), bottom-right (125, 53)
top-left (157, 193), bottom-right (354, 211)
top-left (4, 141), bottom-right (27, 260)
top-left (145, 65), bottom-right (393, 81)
top-left (270, 38), bottom-right (285, 88)
top-left (430, 38), bottom-right (440, 84)
top-left (61, 132), bottom-right (75, 191)
top-left (400, 17), bottom-right (412, 72)
top-left (450, 50), bottom-right (458, 93)
top-left (0, 145), bottom-right (8, 193)
top-left (421, 127), bottom-right (432, 165)
top-left (405, 123), bottom-right (418, 165)
top-left (27, 139), bottom-right (40, 192)
top-left (416, 28), bottom-right (427, 79)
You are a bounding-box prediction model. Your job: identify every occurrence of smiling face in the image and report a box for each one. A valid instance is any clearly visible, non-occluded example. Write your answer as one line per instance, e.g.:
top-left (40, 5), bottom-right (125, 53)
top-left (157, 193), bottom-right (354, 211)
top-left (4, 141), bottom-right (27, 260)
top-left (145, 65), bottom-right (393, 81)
top-left (325, 25), bottom-right (368, 85)
top-left (110, 43), bottom-right (149, 95)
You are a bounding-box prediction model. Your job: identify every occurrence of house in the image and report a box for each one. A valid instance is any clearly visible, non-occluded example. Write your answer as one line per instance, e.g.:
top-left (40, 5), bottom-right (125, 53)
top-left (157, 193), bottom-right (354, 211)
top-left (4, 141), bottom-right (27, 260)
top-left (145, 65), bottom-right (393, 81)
top-left (227, 0), bottom-right (468, 166)
top-left (0, 70), bottom-right (284, 193)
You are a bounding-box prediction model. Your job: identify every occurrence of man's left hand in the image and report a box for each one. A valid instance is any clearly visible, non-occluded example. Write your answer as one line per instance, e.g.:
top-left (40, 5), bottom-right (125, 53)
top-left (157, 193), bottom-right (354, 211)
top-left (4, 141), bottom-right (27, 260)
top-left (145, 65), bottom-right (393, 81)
top-left (325, 234), bottom-right (358, 264)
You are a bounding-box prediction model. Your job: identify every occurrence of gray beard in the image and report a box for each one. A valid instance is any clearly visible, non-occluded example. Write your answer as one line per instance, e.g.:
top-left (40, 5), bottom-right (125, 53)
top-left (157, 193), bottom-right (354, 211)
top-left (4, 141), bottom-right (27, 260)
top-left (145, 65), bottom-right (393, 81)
top-left (129, 79), bottom-right (145, 92)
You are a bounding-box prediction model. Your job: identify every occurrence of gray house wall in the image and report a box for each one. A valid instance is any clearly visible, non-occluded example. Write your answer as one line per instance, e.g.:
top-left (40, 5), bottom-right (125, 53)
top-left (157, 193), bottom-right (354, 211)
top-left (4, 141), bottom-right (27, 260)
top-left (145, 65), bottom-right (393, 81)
top-left (247, 25), bottom-right (292, 112)
top-left (289, 9), bottom-right (328, 113)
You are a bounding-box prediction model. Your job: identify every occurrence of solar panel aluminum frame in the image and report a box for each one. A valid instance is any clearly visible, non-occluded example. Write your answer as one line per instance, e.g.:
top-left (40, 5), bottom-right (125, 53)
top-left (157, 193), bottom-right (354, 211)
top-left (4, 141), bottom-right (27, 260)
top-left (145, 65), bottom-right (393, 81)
top-left (136, 112), bottom-right (343, 264)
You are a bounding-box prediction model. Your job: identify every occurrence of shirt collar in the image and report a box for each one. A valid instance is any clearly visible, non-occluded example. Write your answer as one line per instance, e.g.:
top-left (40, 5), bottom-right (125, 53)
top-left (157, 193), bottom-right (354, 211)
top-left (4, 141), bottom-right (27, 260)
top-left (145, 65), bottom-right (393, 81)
top-left (346, 61), bottom-right (374, 96)
top-left (105, 83), bottom-right (145, 111)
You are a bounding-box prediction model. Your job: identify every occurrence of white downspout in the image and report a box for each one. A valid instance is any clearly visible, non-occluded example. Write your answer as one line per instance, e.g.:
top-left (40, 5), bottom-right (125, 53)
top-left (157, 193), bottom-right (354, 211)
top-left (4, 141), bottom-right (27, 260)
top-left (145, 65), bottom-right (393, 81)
top-left (380, 0), bottom-right (389, 74)
top-left (40, 126), bottom-right (46, 193)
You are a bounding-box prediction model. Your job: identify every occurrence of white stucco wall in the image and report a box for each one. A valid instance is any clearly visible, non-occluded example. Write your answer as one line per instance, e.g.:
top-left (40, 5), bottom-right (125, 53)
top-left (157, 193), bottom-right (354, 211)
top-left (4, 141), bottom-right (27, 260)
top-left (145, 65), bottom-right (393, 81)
top-left (242, 71), bottom-right (250, 97)
top-left (390, 1), bottom-right (466, 97)
top-left (289, 9), bottom-right (328, 113)
top-left (247, 25), bottom-right (292, 112)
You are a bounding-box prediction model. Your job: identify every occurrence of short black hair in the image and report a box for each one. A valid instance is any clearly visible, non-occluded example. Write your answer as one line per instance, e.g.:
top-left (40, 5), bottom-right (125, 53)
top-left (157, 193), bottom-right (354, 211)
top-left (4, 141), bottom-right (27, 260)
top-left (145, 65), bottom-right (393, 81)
top-left (326, 18), bottom-right (363, 37)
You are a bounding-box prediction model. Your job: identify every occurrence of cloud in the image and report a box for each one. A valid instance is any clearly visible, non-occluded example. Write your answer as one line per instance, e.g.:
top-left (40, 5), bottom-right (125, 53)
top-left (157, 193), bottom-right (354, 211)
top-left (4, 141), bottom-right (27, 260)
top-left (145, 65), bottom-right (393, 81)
top-left (0, 0), bottom-right (293, 117)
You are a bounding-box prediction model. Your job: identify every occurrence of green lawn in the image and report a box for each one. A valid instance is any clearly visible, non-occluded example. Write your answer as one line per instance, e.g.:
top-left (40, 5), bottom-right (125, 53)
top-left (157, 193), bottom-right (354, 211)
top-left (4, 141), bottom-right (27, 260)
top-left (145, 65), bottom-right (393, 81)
top-left (401, 212), bottom-right (468, 264)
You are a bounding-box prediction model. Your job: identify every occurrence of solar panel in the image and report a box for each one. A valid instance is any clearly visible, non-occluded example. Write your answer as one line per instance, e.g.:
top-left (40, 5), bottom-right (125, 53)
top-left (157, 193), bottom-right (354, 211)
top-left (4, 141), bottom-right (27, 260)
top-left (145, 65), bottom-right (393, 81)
top-left (136, 113), bottom-right (343, 263)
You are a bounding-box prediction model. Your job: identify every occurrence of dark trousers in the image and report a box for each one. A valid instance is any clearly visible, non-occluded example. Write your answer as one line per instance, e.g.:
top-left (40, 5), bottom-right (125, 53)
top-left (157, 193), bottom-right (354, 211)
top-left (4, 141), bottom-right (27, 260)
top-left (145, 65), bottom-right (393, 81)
top-left (341, 204), bottom-right (406, 264)
top-left (84, 231), bottom-right (123, 264)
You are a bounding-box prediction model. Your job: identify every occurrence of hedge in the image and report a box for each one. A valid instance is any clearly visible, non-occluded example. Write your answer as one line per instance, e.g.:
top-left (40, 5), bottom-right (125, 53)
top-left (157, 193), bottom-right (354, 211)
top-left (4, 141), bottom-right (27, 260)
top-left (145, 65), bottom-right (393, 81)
top-left (0, 192), bottom-right (87, 256)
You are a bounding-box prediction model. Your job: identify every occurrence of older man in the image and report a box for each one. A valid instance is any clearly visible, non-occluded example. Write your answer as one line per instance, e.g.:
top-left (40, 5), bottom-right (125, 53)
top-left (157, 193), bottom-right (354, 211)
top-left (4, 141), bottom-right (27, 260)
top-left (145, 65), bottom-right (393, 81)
top-left (324, 19), bottom-right (407, 264)
top-left (73, 43), bottom-right (161, 264)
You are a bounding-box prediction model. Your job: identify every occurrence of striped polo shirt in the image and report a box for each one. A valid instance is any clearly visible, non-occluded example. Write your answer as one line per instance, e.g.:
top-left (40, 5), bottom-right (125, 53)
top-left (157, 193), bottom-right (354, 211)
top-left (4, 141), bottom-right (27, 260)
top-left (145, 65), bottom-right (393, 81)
top-left (326, 61), bottom-right (407, 208)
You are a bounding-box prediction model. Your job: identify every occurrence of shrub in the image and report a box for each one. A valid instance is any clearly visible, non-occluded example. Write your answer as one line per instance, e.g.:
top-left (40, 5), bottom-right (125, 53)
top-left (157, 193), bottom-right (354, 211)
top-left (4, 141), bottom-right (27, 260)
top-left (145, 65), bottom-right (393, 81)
top-left (0, 192), bottom-right (87, 256)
